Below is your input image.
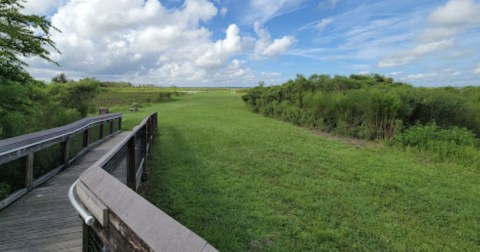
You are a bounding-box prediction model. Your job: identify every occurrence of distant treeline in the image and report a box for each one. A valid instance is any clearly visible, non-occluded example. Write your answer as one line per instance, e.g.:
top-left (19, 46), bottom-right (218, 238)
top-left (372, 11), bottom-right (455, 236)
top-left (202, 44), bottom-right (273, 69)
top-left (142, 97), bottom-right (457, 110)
top-left (242, 74), bottom-right (480, 167)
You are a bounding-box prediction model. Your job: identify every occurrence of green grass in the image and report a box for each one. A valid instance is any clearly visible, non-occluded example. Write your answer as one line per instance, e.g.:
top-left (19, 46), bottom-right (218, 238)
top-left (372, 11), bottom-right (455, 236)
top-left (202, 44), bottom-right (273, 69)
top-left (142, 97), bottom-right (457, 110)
top-left (124, 91), bottom-right (480, 251)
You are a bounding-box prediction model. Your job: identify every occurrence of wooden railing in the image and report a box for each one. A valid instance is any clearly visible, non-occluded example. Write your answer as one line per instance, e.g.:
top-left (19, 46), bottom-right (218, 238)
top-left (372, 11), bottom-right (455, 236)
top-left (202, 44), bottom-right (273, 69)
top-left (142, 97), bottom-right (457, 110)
top-left (70, 113), bottom-right (218, 252)
top-left (0, 113), bottom-right (122, 210)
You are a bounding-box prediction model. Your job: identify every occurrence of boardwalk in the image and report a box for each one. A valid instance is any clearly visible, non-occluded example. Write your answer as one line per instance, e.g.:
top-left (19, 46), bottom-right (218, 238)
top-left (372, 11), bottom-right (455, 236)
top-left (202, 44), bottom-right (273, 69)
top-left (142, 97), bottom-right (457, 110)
top-left (0, 132), bottom-right (131, 252)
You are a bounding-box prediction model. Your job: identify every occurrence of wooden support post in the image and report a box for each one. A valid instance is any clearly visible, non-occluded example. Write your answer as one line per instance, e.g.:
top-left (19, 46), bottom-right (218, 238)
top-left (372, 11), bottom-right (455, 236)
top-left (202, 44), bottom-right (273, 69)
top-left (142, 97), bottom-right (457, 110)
top-left (110, 120), bottom-right (114, 134)
top-left (142, 125), bottom-right (148, 181)
top-left (99, 123), bottom-right (104, 140)
top-left (127, 137), bottom-right (136, 190)
top-left (25, 153), bottom-right (34, 191)
top-left (63, 137), bottom-right (71, 166)
top-left (118, 118), bottom-right (122, 131)
top-left (83, 128), bottom-right (89, 148)
top-left (82, 222), bottom-right (89, 252)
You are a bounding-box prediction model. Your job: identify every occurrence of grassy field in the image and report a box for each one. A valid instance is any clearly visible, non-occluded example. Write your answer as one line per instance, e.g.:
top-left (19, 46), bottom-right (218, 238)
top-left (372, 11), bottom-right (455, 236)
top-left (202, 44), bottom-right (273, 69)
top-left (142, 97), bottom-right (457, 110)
top-left (120, 90), bottom-right (480, 251)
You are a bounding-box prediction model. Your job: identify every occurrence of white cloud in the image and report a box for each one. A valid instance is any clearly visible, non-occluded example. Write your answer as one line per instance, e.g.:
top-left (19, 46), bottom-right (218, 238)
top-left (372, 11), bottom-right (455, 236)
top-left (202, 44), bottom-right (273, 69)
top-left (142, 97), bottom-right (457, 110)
top-left (22, 0), bottom-right (68, 15)
top-left (314, 18), bottom-right (334, 31)
top-left (245, 0), bottom-right (306, 23)
top-left (428, 0), bottom-right (480, 26)
top-left (417, 27), bottom-right (462, 43)
top-left (379, 39), bottom-right (453, 67)
top-left (25, 0), bottom-right (266, 85)
top-left (195, 24), bottom-right (242, 68)
top-left (380, 0), bottom-right (480, 68)
top-left (220, 7), bottom-right (228, 17)
top-left (474, 66), bottom-right (480, 74)
top-left (407, 73), bottom-right (438, 80)
top-left (253, 22), bottom-right (296, 59)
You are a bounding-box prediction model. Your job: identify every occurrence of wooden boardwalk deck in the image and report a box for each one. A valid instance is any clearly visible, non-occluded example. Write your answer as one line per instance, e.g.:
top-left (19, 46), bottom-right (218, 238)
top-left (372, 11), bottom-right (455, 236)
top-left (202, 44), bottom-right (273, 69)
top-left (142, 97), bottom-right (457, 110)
top-left (0, 132), bottom-right (131, 252)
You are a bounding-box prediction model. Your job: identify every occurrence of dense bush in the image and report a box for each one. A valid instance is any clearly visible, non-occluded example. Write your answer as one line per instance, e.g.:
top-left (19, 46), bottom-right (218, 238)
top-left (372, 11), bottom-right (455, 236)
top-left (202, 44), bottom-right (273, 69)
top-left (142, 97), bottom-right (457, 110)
top-left (242, 74), bottom-right (480, 139)
top-left (242, 74), bottom-right (480, 167)
top-left (397, 124), bottom-right (480, 167)
top-left (48, 78), bottom-right (100, 117)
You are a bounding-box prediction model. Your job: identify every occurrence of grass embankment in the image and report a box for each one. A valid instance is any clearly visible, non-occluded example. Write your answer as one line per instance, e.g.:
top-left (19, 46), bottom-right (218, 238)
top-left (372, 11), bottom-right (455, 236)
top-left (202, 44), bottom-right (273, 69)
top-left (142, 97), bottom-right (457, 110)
top-left (124, 91), bottom-right (479, 251)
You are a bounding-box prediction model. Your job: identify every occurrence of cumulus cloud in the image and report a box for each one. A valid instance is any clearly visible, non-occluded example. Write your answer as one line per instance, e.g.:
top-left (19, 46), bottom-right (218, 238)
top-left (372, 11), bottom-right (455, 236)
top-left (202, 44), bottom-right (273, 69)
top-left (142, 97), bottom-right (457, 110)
top-left (24, 0), bottom-right (270, 85)
top-left (379, 0), bottom-right (480, 68)
top-left (253, 22), bottom-right (296, 59)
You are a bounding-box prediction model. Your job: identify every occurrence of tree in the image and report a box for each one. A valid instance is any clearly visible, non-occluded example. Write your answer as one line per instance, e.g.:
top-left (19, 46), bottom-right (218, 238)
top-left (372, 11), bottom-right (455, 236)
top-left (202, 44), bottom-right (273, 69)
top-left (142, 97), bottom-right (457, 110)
top-left (49, 78), bottom-right (100, 117)
top-left (0, 0), bottom-right (59, 83)
top-left (52, 73), bottom-right (68, 83)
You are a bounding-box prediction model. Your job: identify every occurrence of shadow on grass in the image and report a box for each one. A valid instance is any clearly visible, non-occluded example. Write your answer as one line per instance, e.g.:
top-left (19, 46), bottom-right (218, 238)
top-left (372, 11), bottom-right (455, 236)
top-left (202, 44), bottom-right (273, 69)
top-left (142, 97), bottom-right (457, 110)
top-left (143, 126), bottom-right (259, 251)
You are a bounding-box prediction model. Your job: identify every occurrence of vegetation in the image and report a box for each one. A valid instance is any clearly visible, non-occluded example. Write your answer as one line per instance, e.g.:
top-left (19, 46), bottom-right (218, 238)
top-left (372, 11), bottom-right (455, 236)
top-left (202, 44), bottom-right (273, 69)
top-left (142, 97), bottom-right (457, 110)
top-left (140, 91), bottom-right (480, 251)
top-left (0, 182), bottom-right (9, 200)
top-left (0, 0), bottom-right (58, 83)
top-left (241, 74), bottom-right (480, 168)
top-left (0, 0), bottom-right (65, 139)
top-left (91, 86), bottom-right (183, 108)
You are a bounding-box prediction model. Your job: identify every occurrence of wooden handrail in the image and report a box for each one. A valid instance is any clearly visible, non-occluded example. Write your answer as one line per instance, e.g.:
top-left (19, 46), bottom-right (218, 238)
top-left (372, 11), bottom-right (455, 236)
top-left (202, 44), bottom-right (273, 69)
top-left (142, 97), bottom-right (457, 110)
top-left (0, 113), bottom-right (121, 162)
top-left (73, 113), bottom-right (218, 251)
top-left (0, 113), bottom-right (122, 210)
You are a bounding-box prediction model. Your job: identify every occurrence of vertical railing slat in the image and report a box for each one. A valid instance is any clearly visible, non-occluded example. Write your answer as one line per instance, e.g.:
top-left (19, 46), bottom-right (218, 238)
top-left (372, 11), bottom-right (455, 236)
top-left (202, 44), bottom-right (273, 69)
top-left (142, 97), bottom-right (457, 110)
top-left (127, 136), bottom-right (136, 190)
top-left (25, 154), bottom-right (34, 191)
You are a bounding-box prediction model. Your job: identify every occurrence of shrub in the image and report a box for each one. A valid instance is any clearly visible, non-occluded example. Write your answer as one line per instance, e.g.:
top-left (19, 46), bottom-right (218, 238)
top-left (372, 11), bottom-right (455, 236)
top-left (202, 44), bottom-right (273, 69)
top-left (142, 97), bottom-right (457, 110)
top-left (397, 124), bottom-right (479, 168)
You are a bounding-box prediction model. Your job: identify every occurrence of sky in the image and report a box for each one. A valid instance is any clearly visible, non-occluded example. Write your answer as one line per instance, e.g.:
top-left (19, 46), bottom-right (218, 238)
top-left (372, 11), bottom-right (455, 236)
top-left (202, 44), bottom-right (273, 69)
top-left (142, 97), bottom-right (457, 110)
top-left (22, 0), bottom-right (480, 87)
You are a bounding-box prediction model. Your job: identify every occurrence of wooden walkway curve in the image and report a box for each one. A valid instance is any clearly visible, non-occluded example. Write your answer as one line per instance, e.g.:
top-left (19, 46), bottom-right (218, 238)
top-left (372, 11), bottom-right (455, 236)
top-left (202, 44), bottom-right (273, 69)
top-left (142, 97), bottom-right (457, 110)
top-left (0, 132), bottom-right (131, 252)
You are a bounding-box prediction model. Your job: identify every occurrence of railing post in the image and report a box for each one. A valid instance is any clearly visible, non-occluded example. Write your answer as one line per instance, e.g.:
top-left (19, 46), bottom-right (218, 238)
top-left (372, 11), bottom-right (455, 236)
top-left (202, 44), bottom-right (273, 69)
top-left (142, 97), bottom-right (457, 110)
top-left (142, 124), bottom-right (148, 181)
top-left (82, 223), bottom-right (88, 252)
top-left (109, 120), bottom-right (114, 134)
top-left (127, 137), bottom-right (136, 190)
top-left (99, 123), bottom-right (104, 140)
top-left (25, 154), bottom-right (34, 191)
top-left (63, 137), bottom-right (71, 166)
top-left (118, 118), bottom-right (122, 131)
top-left (83, 128), bottom-right (89, 148)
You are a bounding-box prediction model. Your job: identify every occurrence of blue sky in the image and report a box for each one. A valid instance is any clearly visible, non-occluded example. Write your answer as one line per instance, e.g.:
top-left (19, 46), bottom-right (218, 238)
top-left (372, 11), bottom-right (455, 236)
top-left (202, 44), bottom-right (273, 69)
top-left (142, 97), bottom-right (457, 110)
top-left (23, 0), bottom-right (480, 87)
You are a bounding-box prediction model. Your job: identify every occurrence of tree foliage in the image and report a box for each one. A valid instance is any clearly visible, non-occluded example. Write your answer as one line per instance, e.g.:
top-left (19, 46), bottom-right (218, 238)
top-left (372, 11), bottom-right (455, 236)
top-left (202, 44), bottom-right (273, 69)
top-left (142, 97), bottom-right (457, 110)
top-left (0, 0), bottom-right (59, 82)
top-left (51, 72), bottom-right (68, 83)
top-left (49, 78), bottom-right (100, 117)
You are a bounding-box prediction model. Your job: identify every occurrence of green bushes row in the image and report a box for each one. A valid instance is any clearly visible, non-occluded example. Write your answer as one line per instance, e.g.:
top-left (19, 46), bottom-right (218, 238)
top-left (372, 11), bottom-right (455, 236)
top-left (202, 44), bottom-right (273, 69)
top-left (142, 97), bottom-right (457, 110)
top-left (242, 74), bottom-right (480, 167)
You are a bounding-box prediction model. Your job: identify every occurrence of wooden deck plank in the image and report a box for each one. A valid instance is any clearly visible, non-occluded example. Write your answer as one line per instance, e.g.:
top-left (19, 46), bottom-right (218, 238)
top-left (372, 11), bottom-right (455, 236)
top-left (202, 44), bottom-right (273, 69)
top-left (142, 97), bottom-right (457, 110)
top-left (0, 132), bottom-right (131, 252)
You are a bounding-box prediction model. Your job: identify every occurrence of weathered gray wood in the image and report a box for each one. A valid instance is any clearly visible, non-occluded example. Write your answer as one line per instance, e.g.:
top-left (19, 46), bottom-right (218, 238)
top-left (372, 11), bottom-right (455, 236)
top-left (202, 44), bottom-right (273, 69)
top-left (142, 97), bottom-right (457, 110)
top-left (25, 153), bottom-right (34, 191)
top-left (32, 165), bottom-right (64, 188)
top-left (76, 181), bottom-right (108, 227)
top-left (0, 113), bottom-right (121, 163)
top-left (127, 136), bottom-right (136, 190)
top-left (0, 132), bottom-right (131, 252)
top-left (99, 123), bottom-right (104, 140)
top-left (79, 167), bottom-right (218, 252)
top-left (141, 124), bottom-right (147, 180)
top-left (82, 129), bottom-right (89, 148)
top-left (63, 137), bottom-right (71, 166)
top-left (0, 188), bottom-right (28, 210)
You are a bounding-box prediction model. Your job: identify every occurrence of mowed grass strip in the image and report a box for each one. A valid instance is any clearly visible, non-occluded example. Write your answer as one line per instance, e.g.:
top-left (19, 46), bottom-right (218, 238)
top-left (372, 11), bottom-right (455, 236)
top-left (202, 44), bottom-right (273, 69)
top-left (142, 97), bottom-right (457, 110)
top-left (137, 91), bottom-right (480, 251)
